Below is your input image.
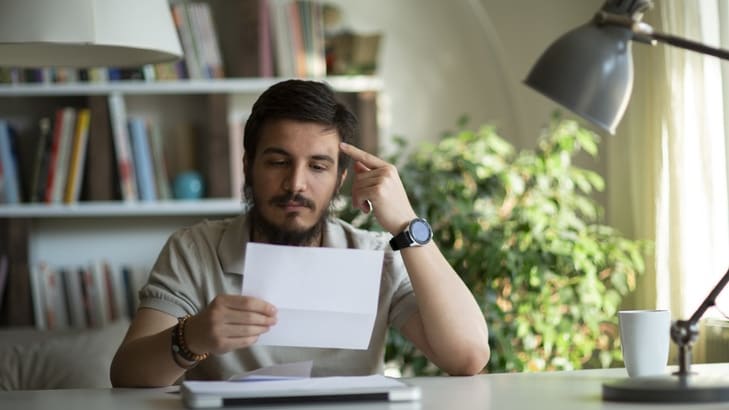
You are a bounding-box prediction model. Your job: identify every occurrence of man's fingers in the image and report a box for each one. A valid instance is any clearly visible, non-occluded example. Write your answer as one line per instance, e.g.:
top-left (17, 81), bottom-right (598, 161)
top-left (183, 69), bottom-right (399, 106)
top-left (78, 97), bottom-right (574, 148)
top-left (340, 142), bottom-right (387, 169)
top-left (218, 294), bottom-right (277, 316)
top-left (354, 161), bottom-right (371, 174)
top-left (224, 311), bottom-right (277, 326)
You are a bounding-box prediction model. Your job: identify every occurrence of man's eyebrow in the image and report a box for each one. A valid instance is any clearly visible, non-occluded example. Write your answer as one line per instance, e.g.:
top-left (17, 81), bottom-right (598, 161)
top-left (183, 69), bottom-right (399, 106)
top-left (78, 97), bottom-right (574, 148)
top-left (311, 154), bottom-right (335, 163)
top-left (261, 147), bottom-right (335, 163)
top-left (261, 147), bottom-right (291, 156)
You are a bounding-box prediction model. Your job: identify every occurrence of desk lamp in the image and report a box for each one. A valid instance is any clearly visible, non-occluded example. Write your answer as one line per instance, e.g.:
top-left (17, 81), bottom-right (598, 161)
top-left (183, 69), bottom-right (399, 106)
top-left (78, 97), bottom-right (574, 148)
top-left (524, 0), bottom-right (729, 403)
top-left (0, 0), bottom-right (182, 67)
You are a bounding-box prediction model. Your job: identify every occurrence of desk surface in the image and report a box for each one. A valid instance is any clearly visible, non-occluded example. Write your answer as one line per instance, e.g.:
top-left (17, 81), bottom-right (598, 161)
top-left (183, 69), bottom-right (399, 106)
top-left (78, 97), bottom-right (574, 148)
top-left (3, 364), bottom-right (729, 410)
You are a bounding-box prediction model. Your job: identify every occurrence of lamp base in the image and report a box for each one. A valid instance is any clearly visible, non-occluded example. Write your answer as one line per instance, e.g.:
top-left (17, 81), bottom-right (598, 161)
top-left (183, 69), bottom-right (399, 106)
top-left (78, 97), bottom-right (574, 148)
top-left (603, 375), bottom-right (729, 403)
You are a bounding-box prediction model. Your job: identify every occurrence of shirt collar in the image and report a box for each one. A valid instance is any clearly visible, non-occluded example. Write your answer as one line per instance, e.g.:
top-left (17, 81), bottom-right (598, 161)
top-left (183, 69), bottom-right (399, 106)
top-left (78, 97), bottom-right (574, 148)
top-left (218, 213), bottom-right (349, 275)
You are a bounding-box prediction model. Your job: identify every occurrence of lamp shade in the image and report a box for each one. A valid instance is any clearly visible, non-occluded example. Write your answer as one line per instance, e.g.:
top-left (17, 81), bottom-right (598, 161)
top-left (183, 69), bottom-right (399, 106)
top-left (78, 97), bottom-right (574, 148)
top-left (0, 0), bottom-right (183, 68)
top-left (524, 22), bottom-right (634, 135)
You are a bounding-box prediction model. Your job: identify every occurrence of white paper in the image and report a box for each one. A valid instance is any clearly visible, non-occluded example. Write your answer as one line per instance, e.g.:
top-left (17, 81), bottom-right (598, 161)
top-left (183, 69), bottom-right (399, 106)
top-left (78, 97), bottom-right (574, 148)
top-left (241, 243), bottom-right (384, 349)
top-left (229, 360), bottom-right (313, 381)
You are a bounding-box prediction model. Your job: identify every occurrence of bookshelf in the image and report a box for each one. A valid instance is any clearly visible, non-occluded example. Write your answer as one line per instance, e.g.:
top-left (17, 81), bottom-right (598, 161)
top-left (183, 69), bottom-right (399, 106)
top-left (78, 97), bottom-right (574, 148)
top-left (0, 0), bottom-right (384, 329)
top-left (0, 76), bottom-right (381, 328)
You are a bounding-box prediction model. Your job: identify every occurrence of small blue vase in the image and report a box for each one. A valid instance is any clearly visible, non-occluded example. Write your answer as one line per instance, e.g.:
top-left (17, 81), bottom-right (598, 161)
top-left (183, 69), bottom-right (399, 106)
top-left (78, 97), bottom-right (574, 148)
top-left (173, 171), bottom-right (205, 200)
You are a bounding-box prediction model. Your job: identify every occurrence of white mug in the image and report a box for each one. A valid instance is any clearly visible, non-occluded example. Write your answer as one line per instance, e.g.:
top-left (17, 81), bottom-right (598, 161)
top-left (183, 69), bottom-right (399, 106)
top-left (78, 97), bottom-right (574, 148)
top-left (618, 310), bottom-right (671, 377)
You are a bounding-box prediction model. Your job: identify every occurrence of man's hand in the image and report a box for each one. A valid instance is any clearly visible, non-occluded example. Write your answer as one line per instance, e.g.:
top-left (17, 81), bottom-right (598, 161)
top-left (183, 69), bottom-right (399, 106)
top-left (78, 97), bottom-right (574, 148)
top-left (184, 294), bottom-right (277, 355)
top-left (339, 142), bottom-right (417, 235)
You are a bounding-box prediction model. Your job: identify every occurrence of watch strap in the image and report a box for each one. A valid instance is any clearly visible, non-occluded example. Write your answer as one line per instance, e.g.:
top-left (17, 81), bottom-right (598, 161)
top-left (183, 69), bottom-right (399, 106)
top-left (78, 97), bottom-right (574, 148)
top-left (389, 230), bottom-right (413, 251)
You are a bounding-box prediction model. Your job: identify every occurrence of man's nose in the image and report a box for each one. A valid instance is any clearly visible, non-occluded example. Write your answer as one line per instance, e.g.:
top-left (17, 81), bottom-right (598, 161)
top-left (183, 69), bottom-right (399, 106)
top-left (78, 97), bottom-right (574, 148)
top-left (284, 164), bottom-right (307, 192)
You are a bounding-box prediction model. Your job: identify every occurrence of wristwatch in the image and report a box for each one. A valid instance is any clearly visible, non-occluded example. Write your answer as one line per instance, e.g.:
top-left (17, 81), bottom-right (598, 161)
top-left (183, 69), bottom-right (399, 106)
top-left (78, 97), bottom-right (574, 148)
top-left (390, 218), bottom-right (433, 251)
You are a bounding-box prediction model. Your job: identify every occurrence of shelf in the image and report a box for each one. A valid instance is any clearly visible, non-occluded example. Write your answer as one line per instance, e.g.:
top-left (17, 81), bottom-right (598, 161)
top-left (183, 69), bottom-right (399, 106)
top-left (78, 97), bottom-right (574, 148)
top-left (0, 76), bottom-right (383, 97)
top-left (0, 199), bottom-right (244, 217)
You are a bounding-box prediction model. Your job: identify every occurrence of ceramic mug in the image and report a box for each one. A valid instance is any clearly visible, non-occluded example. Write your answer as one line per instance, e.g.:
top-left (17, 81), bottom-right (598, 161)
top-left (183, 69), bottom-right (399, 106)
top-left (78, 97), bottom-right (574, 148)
top-left (618, 309), bottom-right (671, 377)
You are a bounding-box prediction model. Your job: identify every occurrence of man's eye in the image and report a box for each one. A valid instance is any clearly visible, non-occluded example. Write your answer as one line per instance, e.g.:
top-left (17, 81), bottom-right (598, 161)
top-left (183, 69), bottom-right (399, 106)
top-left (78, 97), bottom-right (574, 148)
top-left (311, 163), bottom-right (329, 171)
top-left (268, 160), bottom-right (288, 166)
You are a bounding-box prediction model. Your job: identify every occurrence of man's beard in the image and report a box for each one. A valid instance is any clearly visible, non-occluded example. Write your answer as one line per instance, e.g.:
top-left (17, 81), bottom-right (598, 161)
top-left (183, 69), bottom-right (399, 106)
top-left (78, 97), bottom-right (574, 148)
top-left (249, 191), bottom-right (332, 246)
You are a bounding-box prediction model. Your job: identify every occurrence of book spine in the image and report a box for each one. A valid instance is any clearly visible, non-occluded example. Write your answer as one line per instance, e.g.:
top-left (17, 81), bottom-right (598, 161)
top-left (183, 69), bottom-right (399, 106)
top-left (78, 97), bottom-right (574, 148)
top-left (28, 118), bottom-right (52, 203)
top-left (173, 4), bottom-right (202, 79)
top-left (30, 262), bottom-right (47, 329)
top-left (64, 108), bottom-right (91, 204)
top-left (50, 108), bottom-right (77, 203)
top-left (148, 121), bottom-right (172, 200)
top-left (62, 267), bottom-right (87, 328)
top-left (128, 117), bottom-right (157, 201)
top-left (0, 120), bottom-right (20, 203)
top-left (108, 93), bottom-right (138, 201)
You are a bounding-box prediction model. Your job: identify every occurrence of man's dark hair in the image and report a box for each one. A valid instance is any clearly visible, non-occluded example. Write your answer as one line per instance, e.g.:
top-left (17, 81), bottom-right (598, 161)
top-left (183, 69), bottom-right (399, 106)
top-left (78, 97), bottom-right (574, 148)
top-left (243, 80), bottom-right (358, 193)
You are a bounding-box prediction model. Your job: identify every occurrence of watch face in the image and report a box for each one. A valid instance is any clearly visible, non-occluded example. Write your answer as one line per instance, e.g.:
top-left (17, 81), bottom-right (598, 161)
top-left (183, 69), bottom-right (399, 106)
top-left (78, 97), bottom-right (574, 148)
top-left (410, 219), bottom-right (432, 244)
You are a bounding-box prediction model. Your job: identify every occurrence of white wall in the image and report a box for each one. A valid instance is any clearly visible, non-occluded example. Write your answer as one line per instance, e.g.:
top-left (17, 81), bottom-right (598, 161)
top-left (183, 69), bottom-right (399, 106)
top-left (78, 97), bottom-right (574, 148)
top-left (330, 0), bottom-right (604, 152)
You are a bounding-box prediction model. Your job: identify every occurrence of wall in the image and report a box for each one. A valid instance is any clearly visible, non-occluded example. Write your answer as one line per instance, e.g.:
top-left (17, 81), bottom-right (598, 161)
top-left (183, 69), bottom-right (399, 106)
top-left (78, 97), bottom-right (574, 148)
top-left (330, 0), bottom-right (604, 153)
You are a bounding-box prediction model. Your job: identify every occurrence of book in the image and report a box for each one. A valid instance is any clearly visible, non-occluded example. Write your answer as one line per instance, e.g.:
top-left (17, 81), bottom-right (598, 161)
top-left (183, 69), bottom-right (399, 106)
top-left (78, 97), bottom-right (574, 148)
top-left (84, 95), bottom-right (116, 201)
top-left (49, 107), bottom-right (77, 203)
top-left (61, 267), bottom-right (87, 328)
top-left (42, 265), bottom-right (69, 330)
top-left (108, 263), bottom-right (129, 322)
top-left (148, 121), bottom-right (172, 200)
top-left (44, 107), bottom-right (76, 203)
top-left (173, 3), bottom-right (203, 79)
top-left (121, 266), bottom-right (138, 318)
top-left (270, 0), bottom-right (295, 77)
top-left (108, 93), bottom-right (138, 201)
top-left (64, 108), bottom-right (91, 204)
top-left (128, 117), bottom-right (157, 201)
top-left (30, 262), bottom-right (48, 329)
top-left (0, 120), bottom-right (21, 203)
top-left (189, 2), bottom-right (224, 79)
top-left (28, 118), bottom-right (52, 203)
top-left (78, 266), bottom-right (95, 327)
top-left (102, 261), bottom-right (119, 322)
top-left (82, 261), bottom-right (108, 327)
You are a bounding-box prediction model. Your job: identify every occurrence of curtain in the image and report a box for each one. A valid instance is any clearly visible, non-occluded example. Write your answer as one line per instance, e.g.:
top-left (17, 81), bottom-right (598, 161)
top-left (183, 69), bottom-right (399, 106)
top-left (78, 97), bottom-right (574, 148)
top-left (607, 1), bottom-right (729, 323)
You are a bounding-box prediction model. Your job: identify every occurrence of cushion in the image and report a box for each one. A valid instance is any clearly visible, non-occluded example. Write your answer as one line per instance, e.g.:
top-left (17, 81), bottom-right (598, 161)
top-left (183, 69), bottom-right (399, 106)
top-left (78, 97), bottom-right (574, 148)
top-left (0, 319), bottom-right (129, 390)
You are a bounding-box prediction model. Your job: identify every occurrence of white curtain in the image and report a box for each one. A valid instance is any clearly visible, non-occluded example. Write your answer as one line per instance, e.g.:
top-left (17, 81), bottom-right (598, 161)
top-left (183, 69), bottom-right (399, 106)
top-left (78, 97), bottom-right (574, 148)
top-left (608, 1), bottom-right (729, 321)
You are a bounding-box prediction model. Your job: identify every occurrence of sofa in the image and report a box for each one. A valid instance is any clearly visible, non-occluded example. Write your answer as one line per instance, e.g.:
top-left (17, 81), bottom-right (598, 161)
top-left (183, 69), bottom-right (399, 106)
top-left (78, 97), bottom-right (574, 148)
top-left (0, 319), bottom-right (129, 390)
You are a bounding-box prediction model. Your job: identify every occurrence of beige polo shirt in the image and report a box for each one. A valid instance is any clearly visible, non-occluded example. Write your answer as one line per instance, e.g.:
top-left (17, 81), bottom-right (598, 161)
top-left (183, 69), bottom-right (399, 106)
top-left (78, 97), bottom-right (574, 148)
top-left (138, 213), bottom-right (419, 379)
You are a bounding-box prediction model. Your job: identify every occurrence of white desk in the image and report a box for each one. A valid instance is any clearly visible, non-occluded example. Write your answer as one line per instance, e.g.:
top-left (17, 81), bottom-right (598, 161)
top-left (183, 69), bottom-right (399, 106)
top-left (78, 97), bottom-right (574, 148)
top-left (2, 363), bottom-right (729, 410)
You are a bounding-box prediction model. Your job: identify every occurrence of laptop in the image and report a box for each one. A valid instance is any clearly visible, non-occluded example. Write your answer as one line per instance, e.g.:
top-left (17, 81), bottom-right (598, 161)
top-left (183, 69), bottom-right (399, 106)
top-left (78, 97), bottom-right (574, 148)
top-left (181, 375), bottom-right (421, 408)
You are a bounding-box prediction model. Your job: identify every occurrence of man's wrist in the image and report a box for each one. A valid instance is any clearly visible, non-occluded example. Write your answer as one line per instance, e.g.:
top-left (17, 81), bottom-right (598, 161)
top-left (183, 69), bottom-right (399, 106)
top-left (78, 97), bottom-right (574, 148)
top-left (170, 315), bottom-right (209, 369)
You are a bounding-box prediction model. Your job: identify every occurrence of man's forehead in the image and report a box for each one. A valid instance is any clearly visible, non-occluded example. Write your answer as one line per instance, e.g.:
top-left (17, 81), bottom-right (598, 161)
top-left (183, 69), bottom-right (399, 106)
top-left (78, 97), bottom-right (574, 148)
top-left (258, 119), bottom-right (341, 153)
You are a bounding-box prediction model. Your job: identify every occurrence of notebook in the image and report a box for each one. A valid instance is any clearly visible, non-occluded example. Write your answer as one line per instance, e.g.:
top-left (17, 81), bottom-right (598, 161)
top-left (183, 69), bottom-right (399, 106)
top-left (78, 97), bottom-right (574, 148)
top-left (181, 375), bottom-right (421, 408)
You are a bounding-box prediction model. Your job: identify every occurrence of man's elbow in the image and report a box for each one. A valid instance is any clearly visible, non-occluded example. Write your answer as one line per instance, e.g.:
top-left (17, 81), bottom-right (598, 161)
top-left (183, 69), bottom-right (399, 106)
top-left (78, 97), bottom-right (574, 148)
top-left (447, 343), bottom-right (491, 376)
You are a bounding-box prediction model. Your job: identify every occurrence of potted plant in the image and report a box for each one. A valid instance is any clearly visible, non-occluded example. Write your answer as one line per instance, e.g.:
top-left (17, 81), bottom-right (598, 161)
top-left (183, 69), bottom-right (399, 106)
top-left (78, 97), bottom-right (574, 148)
top-left (340, 115), bottom-right (650, 375)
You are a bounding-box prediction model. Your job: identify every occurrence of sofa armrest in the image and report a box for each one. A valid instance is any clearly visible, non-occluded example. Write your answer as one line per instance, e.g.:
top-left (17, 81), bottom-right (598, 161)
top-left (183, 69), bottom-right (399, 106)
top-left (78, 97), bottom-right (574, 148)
top-left (0, 319), bottom-right (129, 390)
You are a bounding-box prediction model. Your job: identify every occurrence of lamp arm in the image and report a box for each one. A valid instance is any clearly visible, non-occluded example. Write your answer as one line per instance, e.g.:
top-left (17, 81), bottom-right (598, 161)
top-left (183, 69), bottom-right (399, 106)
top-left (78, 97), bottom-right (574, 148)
top-left (595, 11), bottom-right (729, 61)
top-left (687, 266), bottom-right (729, 324)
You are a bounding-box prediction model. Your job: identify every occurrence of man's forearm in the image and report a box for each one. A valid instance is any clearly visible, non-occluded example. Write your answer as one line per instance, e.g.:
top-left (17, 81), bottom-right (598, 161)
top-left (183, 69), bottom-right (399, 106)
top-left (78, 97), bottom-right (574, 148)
top-left (401, 242), bottom-right (490, 374)
top-left (110, 327), bottom-right (187, 387)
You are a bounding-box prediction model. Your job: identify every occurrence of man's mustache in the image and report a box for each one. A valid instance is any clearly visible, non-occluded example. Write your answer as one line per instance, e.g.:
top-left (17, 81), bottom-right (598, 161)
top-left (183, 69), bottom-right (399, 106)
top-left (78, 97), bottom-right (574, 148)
top-left (270, 193), bottom-right (315, 209)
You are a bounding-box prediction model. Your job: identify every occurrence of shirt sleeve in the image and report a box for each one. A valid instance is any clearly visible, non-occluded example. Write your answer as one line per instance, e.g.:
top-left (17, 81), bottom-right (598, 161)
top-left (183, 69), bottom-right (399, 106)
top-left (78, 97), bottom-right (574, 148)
top-left (137, 227), bottom-right (205, 318)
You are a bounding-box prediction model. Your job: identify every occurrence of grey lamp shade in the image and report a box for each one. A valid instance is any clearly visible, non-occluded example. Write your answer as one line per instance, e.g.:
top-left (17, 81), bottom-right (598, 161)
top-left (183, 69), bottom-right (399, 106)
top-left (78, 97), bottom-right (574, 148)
top-left (524, 23), bottom-right (635, 135)
top-left (0, 0), bottom-right (183, 68)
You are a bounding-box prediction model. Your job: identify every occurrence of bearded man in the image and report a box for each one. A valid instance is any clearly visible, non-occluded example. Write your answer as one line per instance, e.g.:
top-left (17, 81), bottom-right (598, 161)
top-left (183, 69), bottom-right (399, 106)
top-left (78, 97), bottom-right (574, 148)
top-left (110, 80), bottom-right (489, 387)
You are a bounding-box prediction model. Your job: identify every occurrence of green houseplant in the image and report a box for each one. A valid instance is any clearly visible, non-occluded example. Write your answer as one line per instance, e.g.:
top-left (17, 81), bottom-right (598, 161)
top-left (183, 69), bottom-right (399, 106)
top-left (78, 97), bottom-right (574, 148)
top-left (340, 115), bottom-right (649, 375)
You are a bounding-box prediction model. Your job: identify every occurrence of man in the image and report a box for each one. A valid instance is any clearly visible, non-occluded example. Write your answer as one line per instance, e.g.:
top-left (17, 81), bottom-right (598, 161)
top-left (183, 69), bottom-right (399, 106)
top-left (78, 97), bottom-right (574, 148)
top-left (110, 80), bottom-right (489, 387)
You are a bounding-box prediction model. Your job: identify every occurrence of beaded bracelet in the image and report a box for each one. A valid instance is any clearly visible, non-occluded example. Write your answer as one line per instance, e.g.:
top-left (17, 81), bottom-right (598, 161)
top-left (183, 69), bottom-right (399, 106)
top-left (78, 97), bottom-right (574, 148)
top-left (171, 315), bottom-right (209, 368)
